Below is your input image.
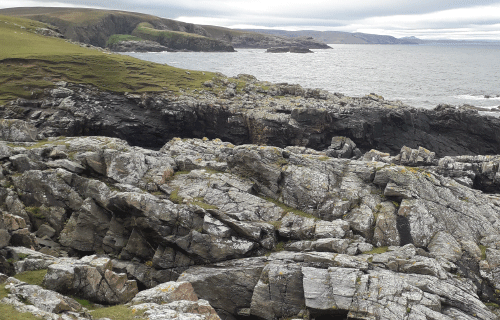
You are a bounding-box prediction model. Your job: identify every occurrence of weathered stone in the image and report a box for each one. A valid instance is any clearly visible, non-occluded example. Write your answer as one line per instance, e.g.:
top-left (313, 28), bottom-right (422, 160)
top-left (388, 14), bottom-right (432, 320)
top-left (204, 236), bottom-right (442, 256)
top-left (178, 257), bottom-right (266, 315)
top-left (279, 213), bottom-right (316, 240)
top-left (120, 228), bottom-right (155, 260)
top-left (0, 229), bottom-right (11, 248)
top-left (373, 201), bottom-right (400, 247)
top-left (35, 224), bottom-right (56, 238)
top-left (73, 265), bottom-right (138, 304)
top-left (343, 204), bottom-right (374, 240)
top-left (59, 198), bottom-right (111, 252)
top-left (42, 255), bottom-right (138, 305)
top-left (202, 214), bottom-right (232, 238)
top-left (131, 281), bottom-right (198, 305)
top-left (46, 159), bottom-right (85, 173)
top-left (12, 169), bottom-right (84, 210)
top-left (0, 142), bottom-right (12, 159)
top-left (314, 220), bottom-right (349, 239)
top-left (176, 230), bottom-right (257, 262)
top-left (428, 231), bottom-right (462, 262)
top-left (133, 299), bottom-right (221, 320)
top-left (7, 283), bottom-right (82, 314)
top-left (326, 136), bottom-right (360, 159)
top-left (1, 212), bottom-right (27, 231)
top-left (10, 154), bottom-right (43, 172)
top-left (398, 146), bottom-right (436, 166)
top-left (152, 245), bottom-right (194, 270)
top-left (0, 119), bottom-right (37, 142)
top-left (250, 262), bottom-right (305, 320)
top-left (303, 266), bottom-right (362, 311)
top-left (104, 149), bottom-right (149, 185)
top-left (10, 228), bottom-right (36, 248)
top-left (43, 264), bottom-right (75, 293)
top-left (51, 87), bottom-right (73, 98)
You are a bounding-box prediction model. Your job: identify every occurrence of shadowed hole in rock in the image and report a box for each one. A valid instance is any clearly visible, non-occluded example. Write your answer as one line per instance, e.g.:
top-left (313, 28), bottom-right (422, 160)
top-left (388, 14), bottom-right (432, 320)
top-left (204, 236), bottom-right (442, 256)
top-left (473, 174), bottom-right (500, 194)
top-left (455, 252), bottom-right (499, 303)
top-left (396, 215), bottom-right (413, 246)
top-left (229, 313), bottom-right (262, 320)
top-left (312, 311), bottom-right (350, 320)
top-left (274, 109), bottom-right (292, 114)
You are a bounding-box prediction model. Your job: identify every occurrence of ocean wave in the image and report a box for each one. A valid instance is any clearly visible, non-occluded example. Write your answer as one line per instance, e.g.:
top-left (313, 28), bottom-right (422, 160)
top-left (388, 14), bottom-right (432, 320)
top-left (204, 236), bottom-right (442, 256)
top-left (456, 94), bottom-right (500, 101)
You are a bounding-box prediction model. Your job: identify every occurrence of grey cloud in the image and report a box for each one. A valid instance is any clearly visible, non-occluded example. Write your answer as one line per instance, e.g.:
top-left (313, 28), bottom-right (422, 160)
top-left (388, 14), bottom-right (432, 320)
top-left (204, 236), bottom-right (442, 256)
top-left (4, 0), bottom-right (500, 20)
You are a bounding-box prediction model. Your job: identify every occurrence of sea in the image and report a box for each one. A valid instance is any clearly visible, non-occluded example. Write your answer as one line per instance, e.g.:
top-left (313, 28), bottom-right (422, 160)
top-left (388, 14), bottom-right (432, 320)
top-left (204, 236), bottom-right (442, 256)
top-left (124, 44), bottom-right (500, 110)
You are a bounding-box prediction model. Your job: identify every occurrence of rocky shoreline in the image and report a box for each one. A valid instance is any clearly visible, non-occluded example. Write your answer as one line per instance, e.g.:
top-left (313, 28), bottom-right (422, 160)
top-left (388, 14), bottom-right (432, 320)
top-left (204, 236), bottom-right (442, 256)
top-left (2, 75), bottom-right (500, 157)
top-left (3, 74), bottom-right (500, 319)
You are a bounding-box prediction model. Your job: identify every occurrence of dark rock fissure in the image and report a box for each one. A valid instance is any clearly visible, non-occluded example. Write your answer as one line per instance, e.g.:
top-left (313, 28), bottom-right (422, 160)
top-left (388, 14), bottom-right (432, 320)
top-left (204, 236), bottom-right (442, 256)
top-left (396, 215), bottom-right (413, 246)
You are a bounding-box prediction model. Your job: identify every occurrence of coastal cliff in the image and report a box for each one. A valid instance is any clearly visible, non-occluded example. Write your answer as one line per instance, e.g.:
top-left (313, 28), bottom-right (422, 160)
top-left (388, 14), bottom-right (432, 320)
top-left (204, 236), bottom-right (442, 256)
top-left (2, 12), bottom-right (500, 320)
top-left (0, 7), bottom-right (331, 52)
top-left (2, 78), bottom-right (499, 157)
top-left (3, 77), bottom-right (500, 319)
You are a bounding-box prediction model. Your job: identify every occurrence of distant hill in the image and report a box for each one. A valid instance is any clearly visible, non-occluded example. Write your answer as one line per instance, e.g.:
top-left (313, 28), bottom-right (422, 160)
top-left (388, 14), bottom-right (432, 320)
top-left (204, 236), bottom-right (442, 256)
top-left (242, 29), bottom-right (418, 45)
top-left (0, 7), bottom-right (331, 51)
top-left (401, 36), bottom-right (500, 45)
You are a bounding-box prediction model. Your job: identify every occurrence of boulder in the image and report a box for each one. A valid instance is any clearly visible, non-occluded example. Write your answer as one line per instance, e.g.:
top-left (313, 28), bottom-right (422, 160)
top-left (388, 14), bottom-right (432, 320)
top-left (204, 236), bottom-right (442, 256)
top-left (131, 281), bottom-right (198, 305)
top-left (10, 228), bottom-right (36, 248)
top-left (428, 231), bottom-right (462, 262)
top-left (59, 198), bottom-right (111, 252)
top-left (6, 283), bottom-right (82, 314)
top-left (314, 219), bottom-right (350, 239)
top-left (303, 266), bottom-right (362, 311)
top-left (278, 213), bottom-right (316, 240)
top-left (42, 255), bottom-right (138, 305)
top-left (396, 145), bottom-right (436, 166)
top-left (175, 231), bottom-right (257, 262)
top-left (0, 119), bottom-right (37, 142)
top-left (0, 229), bottom-right (11, 248)
top-left (250, 262), bottom-right (305, 320)
top-left (326, 136), bottom-right (360, 159)
top-left (373, 201), bottom-right (400, 247)
top-left (178, 257), bottom-right (267, 315)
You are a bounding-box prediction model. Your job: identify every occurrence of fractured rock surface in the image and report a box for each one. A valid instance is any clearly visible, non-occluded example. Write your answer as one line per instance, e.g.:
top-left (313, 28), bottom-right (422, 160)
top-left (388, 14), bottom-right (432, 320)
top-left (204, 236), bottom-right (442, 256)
top-left (2, 136), bottom-right (500, 319)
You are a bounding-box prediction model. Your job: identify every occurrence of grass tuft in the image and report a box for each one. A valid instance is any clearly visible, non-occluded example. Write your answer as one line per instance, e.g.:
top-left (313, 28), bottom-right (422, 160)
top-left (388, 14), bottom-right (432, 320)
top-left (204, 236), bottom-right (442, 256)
top-left (14, 269), bottom-right (48, 287)
top-left (90, 305), bottom-right (145, 320)
top-left (106, 34), bottom-right (145, 46)
top-left (169, 187), bottom-right (184, 204)
top-left (480, 245), bottom-right (487, 260)
top-left (364, 246), bottom-right (389, 255)
top-left (262, 196), bottom-right (319, 220)
top-left (0, 302), bottom-right (43, 320)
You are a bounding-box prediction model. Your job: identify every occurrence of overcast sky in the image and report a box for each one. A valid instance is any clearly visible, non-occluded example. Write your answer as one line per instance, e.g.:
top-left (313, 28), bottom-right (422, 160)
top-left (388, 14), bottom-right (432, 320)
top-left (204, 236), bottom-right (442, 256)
top-left (2, 0), bottom-right (500, 40)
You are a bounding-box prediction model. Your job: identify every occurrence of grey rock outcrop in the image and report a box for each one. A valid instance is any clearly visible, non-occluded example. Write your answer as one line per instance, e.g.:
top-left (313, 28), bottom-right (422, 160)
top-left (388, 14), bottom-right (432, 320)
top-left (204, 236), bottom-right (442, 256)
top-left (43, 255), bottom-right (138, 304)
top-left (2, 135), bottom-right (500, 319)
top-left (266, 47), bottom-right (314, 53)
top-left (0, 119), bottom-right (38, 142)
top-left (109, 40), bottom-right (170, 52)
top-left (3, 77), bottom-right (500, 159)
top-left (325, 136), bottom-right (362, 159)
top-left (131, 281), bottom-right (198, 305)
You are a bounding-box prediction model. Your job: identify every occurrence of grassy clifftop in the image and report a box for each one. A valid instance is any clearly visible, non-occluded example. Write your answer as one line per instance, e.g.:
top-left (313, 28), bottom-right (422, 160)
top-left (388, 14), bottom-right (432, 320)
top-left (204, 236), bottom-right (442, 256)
top-left (0, 15), bottom-right (215, 104)
top-left (0, 7), bottom-right (234, 51)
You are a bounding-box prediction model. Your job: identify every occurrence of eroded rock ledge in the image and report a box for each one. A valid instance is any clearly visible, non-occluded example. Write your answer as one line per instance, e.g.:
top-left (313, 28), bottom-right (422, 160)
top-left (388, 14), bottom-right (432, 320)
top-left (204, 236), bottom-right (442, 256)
top-left (2, 136), bottom-right (500, 319)
top-left (1, 75), bottom-right (500, 158)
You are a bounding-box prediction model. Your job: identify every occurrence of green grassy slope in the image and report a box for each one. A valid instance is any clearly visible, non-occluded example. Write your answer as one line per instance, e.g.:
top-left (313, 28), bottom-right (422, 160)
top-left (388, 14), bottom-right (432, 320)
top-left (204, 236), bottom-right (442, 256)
top-left (0, 7), bottom-right (301, 49)
top-left (0, 7), bottom-right (216, 47)
top-left (0, 15), bottom-right (215, 104)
